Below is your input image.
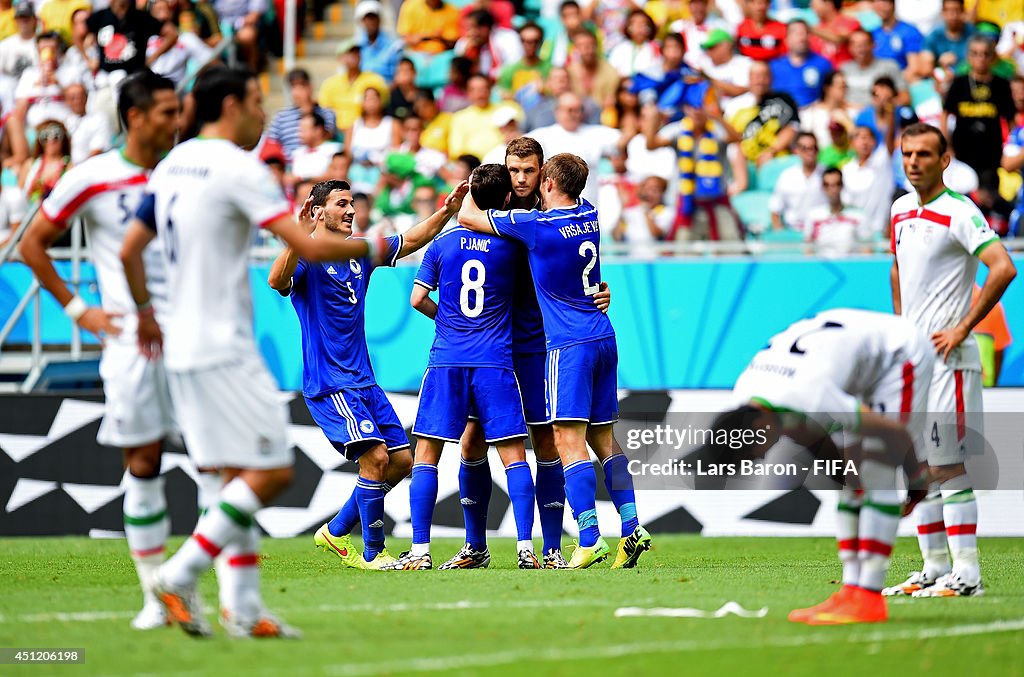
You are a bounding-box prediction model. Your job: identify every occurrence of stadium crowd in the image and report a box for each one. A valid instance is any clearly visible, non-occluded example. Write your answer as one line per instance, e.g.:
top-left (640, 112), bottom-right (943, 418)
top-left (1, 0), bottom-right (1023, 256)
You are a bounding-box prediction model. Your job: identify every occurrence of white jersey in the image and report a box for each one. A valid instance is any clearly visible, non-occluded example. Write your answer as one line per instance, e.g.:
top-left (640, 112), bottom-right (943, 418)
top-left (891, 189), bottom-right (998, 371)
top-left (733, 309), bottom-right (932, 431)
top-left (40, 149), bottom-right (165, 343)
top-left (145, 137), bottom-right (292, 371)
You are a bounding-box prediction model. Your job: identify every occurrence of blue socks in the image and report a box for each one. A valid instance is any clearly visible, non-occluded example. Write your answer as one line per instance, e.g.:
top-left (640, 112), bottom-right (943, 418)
top-left (563, 460), bottom-right (600, 547)
top-left (355, 478), bottom-right (385, 561)
top-left (535, 459), bottom-right (565, 552)
top-left (409, 464), bottom-right (439, 547)
top-left (459, 457), bottom-right (491, 550)
top-left (603, 454), bottom-right (639, 537)
top-left (329, 482), bottom-right (393, 537)
top-left (504, 461), bottom-right (535, 542)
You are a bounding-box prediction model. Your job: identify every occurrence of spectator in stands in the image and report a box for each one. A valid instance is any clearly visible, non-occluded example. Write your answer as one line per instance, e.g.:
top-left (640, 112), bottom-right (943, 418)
top-left (448, 73), bottom-right (521, 160)
top-left (454, 8), bottom-right (523, 80)
top-left (896, 0), bottom-right (943, 35)
top-left (325, 151), bottom-right (350, 181)
top-left (842, 124), bottom-right (895, 238)
top-left (927, 0), bottom-right (975, 69)
top-left (624, 101), bottom-right (677, 185)
top-left (698, 29), bottom-right (752, 107)
top-left (63, 83), bottom-right (112, 165)
top-left (819, 120), bottom-right (855, 168)
top-left (632, 32), bottom-right (686, 108)
top-left (841, 29), bottom-right (905, 108)
top-left (439, 55), bottom-right (472, 113)
top-left (355, 0), bottom-right (402, 82)
top-left (853, 75), bottom-right (917, 144)
top-left (673, 0), bottom-right (729, 70)
top-left (996, 17), bottom-right (1024, 76)
top-left (770, 20), bottom-right (834, 109)
top-left (801, 71), bottom-right (857, 151)
top-left (14, 32), bottom-right (78, 135)
top-left (63, 9), bottom-right (98, 79)
top-left (19, 118), bottom-right (70, 211)
top-left (211, 0), bottom-right (263, 72)
top-left (396, 0), bottom-right (460, 54)
top-left (267, 68), bottom-right (337, 165)
top-left (375, 151), bottom-right (428, 221)
top-left (385, 57), bottom-right (419, 119)
top-left (612, 174), bottom-right (671, 257)
top-left (146, 0), bottom-right (214, 86)
top-left (736, 0), bottom-right (787, 62)
top-left (803, 167), bottom-right (866, 258)
top-left (605, 78), bottom-right (640, 137)
top-left (770, 131), bottom-right (828, 231)
top-left (942, 34), bottom-right (1015, 191)
top-left (726, 60), bottom-right (800, 167)
top-left (608, 9), bottom-right (661, 79)
top-left (541, 0), bottom-right (585, 68)
top-left (318, 40), bottom-right (388, 131)
top-left (352, 192), bottom-right (372, 233)
top-left (86, 0), bottom-right (178, 76)
top-left (415, 88), bottom-right (451, 155)
top-left (532, 91), bottom-right (624, 205)
top-left (497, 21), bottom-right (549, 103)
top-left (289, 112), bottom-right (344, 186)
top-left (567, 28), bottom-right (619, 112)
top-left (525, 66), bottom-right (601, 131)
top-left (0, 2), bottom-right (40, 83)
top-left (871, 0), bottom-right (926, 78)
top-left (458, 0), bottom-right (514, 32)
top-left (39, 0), bottom-right (90, 47)
top-left (1010, 74), bottom-right (1024, 128)
top-left (481, 105), bottom-right (523, 165)
top-left (180, 0), bottom-right (223, 49)
top-left (344, 85), bottom-right (396, 193)
top-left (809, 0), bottom-right (860, 68)
top-left (394, 113), bottom-right (446, 177)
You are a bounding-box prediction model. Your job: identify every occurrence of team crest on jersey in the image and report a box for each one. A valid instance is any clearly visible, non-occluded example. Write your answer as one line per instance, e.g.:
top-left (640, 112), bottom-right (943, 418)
top-left (360, 420), bottom-right (374, 434)
top-left (349, 260), bottom-right (363, 275)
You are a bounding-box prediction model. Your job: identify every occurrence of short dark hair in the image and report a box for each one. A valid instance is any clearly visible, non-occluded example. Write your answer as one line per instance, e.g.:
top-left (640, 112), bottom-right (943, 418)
top-left (117, 69), bottom-right (176, 130)
top-left (822, 166), bottom-right (843, 184)
top-left (541, 153), bottom-right (588, 199)
top-left (872, 75), bottom-right (897, 93)
top-left (302, 111), bottom-right (327, 129)
top-left (286, 68), bottom-right (311, 85)
top-left (822, 69), bottom-right (843, 90)
top-left (311, 179), bottom-right (352, 207)
top-left (451, 56), bottom-right (475, 80)
top-left (519, 20), bottom-right (544, 39)
top-left (795, 130), bottom-right (818, 148)
top-left (663, 32), bottom-right (685, 50)
top-left (470, 163), bottom-right (513, 210)
top-left (467, 8), bottom-right (494, 28)
top-left (826, 0), bottom-right (842, 9)
top-left (559, 0), bottom-right (580, 12)
top-left (505, 136), bottom-right (544, 164)
top-left (352, 192), bottom-right (370, 204)
top-left (851, 28), bottom-right (874, 43)
top-left (265, 156), bottom-right (285, 169)
top-left (192, 66), bottom-right (254, 127)
top-left (901, 122), bottom-right (948, 156)
top-left (457, 154), bottom-right (482, 172)
top-left (943, 0), bottom-right (965, 6)
top-left (399, 56), bottom-right (416, 70)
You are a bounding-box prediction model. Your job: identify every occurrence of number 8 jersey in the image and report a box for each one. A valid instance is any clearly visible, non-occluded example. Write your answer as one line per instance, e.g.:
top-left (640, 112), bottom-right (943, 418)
top-left (486, 198), bottom-right (615, 350)
top-left (415, 225), bottom-right (519, 368)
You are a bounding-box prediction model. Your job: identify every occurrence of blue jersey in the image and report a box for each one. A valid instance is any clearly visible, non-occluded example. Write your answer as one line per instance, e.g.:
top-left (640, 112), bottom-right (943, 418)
top-left (769, 52), bottom-right (833, 108)
top-left (511, 250), bottom-right (545, 354)
top-left (488, 199), bottom-right (615, 350)
top-left (872, 22), bottom-right (924, 70)
top-left (288, 234), bottom-right (403, 397)
top-left (415, 226), bottom-right (520, 368)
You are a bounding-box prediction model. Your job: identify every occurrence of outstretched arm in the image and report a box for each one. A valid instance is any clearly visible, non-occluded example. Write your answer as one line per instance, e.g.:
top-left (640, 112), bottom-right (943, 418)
top-left (398, 181), bottom-right (469, 258)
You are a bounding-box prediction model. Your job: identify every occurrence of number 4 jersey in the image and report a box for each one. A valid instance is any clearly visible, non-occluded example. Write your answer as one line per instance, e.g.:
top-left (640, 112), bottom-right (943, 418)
top-left (486, 199), bottom-right (615, 350)
top-left (40, 149), bottom-right (165, 343)
top-left (415, 225), bottom-right (519, 368)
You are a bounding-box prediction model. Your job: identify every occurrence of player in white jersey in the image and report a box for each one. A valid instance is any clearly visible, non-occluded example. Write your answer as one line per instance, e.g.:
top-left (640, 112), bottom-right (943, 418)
top-left (717, 308), bottom-right (933, 624)
top-left (885, 123), bottom-right (1017, 598)
top-left (119, 67), bottom-right (392, 639)
top-left (19, 71), bottom-right (181, 631)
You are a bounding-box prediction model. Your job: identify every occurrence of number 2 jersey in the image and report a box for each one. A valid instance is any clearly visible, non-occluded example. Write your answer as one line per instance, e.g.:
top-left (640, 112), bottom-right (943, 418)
top-left (732, 309), bottom-right (933, 430)
top-left (891, 188), bottom-right (999, 371)
top-left (415, 225), bottom-right (520, 368)
top-left (40, 149), bottom-right (166, 343)
top-left (486, 198), bottom-right (614, 350)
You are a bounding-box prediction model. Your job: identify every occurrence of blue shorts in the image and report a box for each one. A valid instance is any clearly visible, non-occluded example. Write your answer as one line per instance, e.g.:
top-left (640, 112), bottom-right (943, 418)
top-left (305, 385), bottom-right (410, 460)
top-left (414, 366), bottom-right (528, 443)
top-left (513, 351), bottom-right (547, 426)
top-left (545, 336), bottom-right (619, 424)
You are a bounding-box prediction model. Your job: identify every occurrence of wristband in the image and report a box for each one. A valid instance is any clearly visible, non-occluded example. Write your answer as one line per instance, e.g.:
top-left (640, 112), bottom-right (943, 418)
top-left (63, 295), bottom-right (87, 322)
top-left (137, 298), bottom-right (154, 315)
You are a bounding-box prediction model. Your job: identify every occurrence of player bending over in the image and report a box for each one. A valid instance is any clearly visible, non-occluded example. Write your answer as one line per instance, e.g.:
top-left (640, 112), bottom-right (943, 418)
top-left (713, 308), bottom-right (932, 625)
top-left (20, 71), bottom-right (182, 630)
top-left (383, 164), bottom-right (536, 570)
top-left (267, 178), bottom-right (468, 570)
top-left (120, 66), bottom-right (391, 638)
top-left (458, 153), bottom-right (651, 569)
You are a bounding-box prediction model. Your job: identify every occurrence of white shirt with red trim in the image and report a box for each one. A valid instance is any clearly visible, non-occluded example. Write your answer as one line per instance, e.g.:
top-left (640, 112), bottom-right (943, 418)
top-left (145, 137), bottom-right (292, 371)
top-left (40, 149), bottom-right (158, 344)
top-left (803, 205), bottom-right (866, 258)
top-left (891, 188), bottom-right (999, 371)
top-left (733, 309), bottom-right (930, 431)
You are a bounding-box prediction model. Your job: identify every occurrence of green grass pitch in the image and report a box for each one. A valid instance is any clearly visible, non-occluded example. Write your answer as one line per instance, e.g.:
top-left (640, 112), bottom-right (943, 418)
top-left (1, 536), bottom-right (1022, 676)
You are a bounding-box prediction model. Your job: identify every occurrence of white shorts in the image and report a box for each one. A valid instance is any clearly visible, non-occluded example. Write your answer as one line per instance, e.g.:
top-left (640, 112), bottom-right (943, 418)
top-left (168, 355), bottom-right (293, 470)
top-left (96, 341), bottom-right (175, 448)
top-left (864, 351), bottom-right (934, 464)
top-left (925, 362), bottom-right (983, 467)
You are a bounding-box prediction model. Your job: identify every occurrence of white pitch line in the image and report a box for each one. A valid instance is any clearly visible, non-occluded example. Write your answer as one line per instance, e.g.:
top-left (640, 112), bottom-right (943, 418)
top-left (321, 618), bottom-right (1024, 677)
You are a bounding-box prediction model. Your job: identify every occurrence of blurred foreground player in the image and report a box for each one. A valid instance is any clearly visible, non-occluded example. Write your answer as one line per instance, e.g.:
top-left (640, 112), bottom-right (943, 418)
top-left (19, 71), bottom-right (180, 631)
top-left (716, 309), bottom-right (933, 624)
top-left (120, 66), bottom-right (389, 638)
top-left (886, 123), bottom-right (1016, 598)
top-left (267, 178), bottom-right (468, 570)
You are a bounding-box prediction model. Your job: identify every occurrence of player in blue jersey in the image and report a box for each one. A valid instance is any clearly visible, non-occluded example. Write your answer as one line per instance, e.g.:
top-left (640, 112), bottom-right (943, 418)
top-left (382, 164), bottom-right (539, 570)
top-left (458, 153), bottom-right (652, 569)
top-left (268, 178), bottom-right (468, 570)
top-left (455, 138), bottom-right (610, 570)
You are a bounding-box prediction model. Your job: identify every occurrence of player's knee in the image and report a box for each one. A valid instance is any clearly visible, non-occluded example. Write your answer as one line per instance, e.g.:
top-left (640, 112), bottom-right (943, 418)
top-left (388, 449), bottom-right (413, 481)
top-left (360, 444), bottom-right (390, 478)
top-left (124, 443), bottom-right (162, 478)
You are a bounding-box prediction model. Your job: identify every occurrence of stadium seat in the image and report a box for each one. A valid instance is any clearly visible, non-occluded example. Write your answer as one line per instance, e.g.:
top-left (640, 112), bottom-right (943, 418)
top-left (409, 50), bottom-right (455, 91)
top-left (756, 155), bottom-right (800, 194)
top-left (755, 227), bottom-right (806, 255)
top-left (731, 190), bottom-right (773, 233)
